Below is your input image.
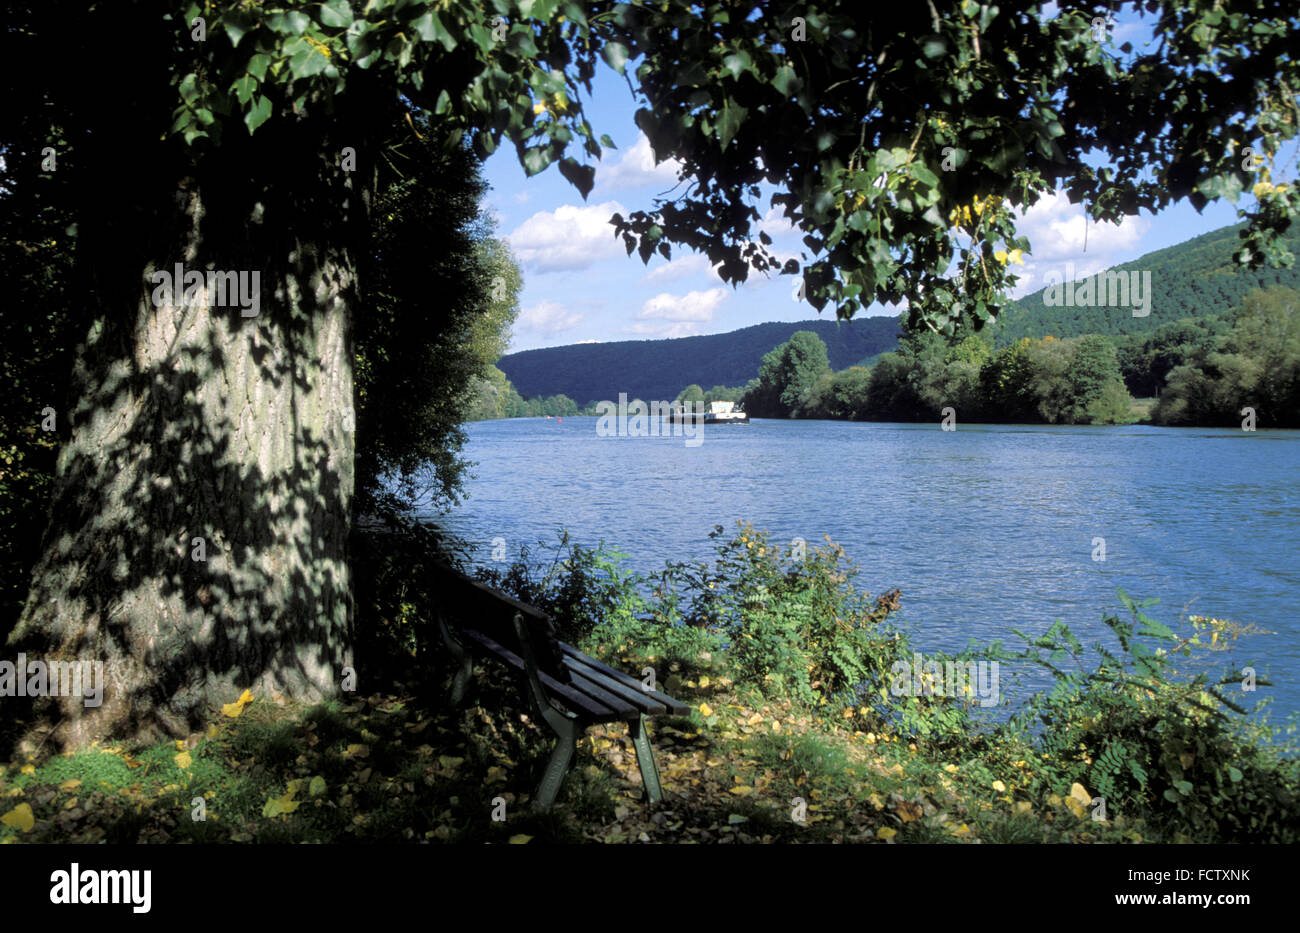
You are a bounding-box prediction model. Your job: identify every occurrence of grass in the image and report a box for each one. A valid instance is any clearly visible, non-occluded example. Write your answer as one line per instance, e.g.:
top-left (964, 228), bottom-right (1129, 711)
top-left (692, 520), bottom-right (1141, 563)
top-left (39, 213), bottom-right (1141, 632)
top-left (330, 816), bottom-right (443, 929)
top-left (0, 651), bottom-right (1206, 845)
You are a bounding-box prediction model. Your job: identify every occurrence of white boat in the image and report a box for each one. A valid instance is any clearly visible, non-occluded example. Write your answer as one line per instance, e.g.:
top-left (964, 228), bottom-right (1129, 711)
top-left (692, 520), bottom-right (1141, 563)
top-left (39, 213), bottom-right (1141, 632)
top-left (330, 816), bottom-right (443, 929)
top-left (704, 400), bottom-right (750, 424)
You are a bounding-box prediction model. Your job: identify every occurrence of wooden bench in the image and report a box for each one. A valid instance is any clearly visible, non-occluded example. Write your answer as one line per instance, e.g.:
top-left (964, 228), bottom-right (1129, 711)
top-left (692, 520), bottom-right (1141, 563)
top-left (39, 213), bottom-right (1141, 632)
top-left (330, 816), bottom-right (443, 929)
top-left (430, 562), bottom-right (691, 810)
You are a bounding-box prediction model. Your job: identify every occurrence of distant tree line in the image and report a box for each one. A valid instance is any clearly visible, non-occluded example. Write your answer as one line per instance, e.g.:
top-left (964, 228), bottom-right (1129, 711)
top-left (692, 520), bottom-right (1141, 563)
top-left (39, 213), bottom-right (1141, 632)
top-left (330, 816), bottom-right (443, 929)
top-left (727, 287), bottom-right (1299, 428)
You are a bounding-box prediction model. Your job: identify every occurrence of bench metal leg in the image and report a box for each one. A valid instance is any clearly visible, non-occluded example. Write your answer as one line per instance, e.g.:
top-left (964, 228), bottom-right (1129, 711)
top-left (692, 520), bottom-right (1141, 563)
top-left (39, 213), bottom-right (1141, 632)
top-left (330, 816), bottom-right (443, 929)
top-left (534, 711), bottom-right (579, 810)
top-left (629, 714), bottom-right (664, 805)
top-left (437, 613), bottom-right (474, 706)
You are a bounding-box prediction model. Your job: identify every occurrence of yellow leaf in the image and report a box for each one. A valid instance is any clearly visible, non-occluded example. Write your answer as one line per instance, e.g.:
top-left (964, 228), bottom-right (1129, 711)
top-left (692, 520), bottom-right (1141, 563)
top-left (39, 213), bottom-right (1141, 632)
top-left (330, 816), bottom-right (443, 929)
top-left (729, 785), bottom-right (754, 796)
top-left (309, 776), bottom-right (327, 797)
top-left (58, 779), bottom-right (81, 792)
top-left (1, 803), bottom-right (34, 833)
top-left (261, 790), bottom-right (301, 819)
top-left (698, 676), bottom-right (710, 688)
top-left (1066, 782), bottom-right (1092, 818)
top-left (943, 764), bottom-right (959, 774)
top-left (1014, 800), bottom-right (1033, 815)
top-left (876, 826), bottom-right (897, 840)
top-left (343, 744), bottom-right (370, 760)
top-left (991, 780), bottom-right (1006, 793)
top-left (19, 765), bottom-right (34, 775)
top-left (508, 834), bottom-right (533, 844)
top-left (221, 689), bottom-right (255, 718)
top-left (948, 822), bottom-right (973, 837)
top-left (174, 750), bottom-right (192, 770)
top-left (698, 702), bottom-right (714, 717)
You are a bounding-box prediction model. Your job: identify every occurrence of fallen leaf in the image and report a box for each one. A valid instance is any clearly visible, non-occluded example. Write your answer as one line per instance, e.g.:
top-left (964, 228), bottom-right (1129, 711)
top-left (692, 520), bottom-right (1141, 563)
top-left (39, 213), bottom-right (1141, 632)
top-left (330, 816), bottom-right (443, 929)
top-left (698, 702), bottom-right (714, 717)
top-left (221, 689), bottom-right (255, 718)
top-left (261, 789), bottom-right (300, 819)
top-left (174, 750), bottom-right (192, 770)
top-left (876, 826), bottom-right (897, 840)
top-left (991, 780), bottom-right (1006, 793)
top-left (1, 803), bottom-right (34, 833)
top-left (508, 834), bottom-right (532, 844)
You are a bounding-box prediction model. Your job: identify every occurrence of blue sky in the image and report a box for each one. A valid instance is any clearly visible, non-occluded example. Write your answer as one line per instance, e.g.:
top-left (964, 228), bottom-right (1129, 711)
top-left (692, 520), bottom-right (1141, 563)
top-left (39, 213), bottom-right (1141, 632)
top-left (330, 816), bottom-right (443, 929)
top-left (480, 8), bottom-right (1282, 353)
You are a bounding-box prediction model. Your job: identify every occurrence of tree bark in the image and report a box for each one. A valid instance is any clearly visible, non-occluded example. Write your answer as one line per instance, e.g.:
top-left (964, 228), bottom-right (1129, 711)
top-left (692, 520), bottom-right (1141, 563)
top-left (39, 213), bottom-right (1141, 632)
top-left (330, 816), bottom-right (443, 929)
top-left (8, 95), bottom-right (382, 751)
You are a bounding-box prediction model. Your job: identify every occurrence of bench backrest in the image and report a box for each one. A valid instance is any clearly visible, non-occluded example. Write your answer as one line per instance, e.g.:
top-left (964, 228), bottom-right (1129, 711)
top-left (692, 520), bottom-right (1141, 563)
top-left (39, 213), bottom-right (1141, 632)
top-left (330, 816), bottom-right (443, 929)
top-left (431, 562), bottom-right (572, 685)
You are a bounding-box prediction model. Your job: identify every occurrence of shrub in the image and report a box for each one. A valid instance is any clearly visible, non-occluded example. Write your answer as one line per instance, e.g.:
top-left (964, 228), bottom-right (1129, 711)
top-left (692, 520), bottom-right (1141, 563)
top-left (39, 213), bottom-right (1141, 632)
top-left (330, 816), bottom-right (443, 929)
top-left (1005, 590), bottom-right (1300, 842)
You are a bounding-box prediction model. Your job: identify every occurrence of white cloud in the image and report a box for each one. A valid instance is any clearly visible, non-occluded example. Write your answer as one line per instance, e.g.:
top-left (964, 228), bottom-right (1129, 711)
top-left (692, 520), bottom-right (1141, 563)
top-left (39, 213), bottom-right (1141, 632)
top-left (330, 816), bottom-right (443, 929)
top-left (758, 206), bottom-right (798, 239)
top-left (644, 252), bottom-right (725, 285)
top-left (625, 288), bottom-right (729, 338)
top-left (1002, 190), bottom-right (1152, 297)
top-left (517, 300), bottom-right (583, 335)
top-left (596, 133), bottom-right (684, 193)
top-left (506, 201), bottom-right (626, 273)
top-left (1014, 190), bottom-right (1150, 261)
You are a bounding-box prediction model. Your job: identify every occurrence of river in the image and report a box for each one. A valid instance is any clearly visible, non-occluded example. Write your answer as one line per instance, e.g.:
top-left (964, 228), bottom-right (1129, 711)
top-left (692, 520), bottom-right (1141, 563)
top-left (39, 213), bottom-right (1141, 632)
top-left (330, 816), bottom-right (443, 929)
top-left (423, 417), bottom-right (1300, 722)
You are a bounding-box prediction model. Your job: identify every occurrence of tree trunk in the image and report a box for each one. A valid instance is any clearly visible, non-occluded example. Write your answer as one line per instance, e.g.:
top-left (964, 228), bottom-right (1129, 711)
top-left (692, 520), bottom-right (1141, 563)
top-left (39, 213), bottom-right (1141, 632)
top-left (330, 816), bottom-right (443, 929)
top-left (8, 99), bottom-right (380, 751)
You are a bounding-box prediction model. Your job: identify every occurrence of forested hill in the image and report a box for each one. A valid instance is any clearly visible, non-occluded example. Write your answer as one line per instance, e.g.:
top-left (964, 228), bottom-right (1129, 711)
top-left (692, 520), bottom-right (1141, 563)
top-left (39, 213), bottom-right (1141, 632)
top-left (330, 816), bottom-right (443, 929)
top-left (498, 317), bottom-right (902, 406)
top-left (499, 223), bottom-right (1300, 406)
top-left (992, 223), bottom-right (1300, 345)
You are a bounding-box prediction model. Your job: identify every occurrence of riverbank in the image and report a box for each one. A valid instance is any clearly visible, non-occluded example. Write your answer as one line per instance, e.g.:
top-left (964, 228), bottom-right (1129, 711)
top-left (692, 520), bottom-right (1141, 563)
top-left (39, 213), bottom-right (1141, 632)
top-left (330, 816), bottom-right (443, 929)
top-left (3, 520), bottom-right (1294, 844)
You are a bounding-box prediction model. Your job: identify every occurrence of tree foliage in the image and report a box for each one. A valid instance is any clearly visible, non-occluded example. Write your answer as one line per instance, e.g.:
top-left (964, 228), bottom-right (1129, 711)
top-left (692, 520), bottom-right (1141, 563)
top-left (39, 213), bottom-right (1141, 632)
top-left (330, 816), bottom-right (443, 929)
top-left (357, 124), bottom-right (523, 515)
top-left (58, 0), bottom-right (1296, 336)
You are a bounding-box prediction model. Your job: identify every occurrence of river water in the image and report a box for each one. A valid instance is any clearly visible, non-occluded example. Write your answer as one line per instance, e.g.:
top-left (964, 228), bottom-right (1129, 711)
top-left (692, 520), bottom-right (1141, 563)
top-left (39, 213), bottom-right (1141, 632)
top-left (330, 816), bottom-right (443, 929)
top-left (423, 417), bottom-right (1300, 722)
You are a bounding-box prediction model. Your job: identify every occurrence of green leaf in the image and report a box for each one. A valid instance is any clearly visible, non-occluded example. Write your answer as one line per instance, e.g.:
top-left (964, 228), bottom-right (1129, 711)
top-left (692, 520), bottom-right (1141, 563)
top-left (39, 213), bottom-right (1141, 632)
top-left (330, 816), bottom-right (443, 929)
top-left (717, 101), bottom-right (747, 150)
top-left (319, 0), bottom-right (352, 28)
top-left (723, 50), bottom-right (751, 79)
top-left (1228, 766), bottom-right (1243, 783)
top-left (245, 94), bottom-right (272, 134)
top-left (910, 164), bottom-right (940, 188)
top-left (412, 11), bottom-right (438, 42)
top-left (558, 157), bottom-right (595, 199)
top-left (179, 72), bottom-right (201, 105)
top-left (222, 11), bottom-right (255, 47)
top-left (267, 10), bottom-right (310, 35)
top-left (599, 134), bottom-right (616, 149)
top-left (601, 41), bottom-right (629, 74)
top-left (233, 73), bottom-right (257, 106)
top-left (563, 3), bottom-right (589, 29)
top-left (246, 53), bottom-right (271, 81)
top-left (522, 147), bottom-right (550, 176)
top-left (286, 37), bottom-right (330, 79)
top-left (922, 36), bottom-right (948, 58)
top-left (771, 65), bottom-right (802, 98)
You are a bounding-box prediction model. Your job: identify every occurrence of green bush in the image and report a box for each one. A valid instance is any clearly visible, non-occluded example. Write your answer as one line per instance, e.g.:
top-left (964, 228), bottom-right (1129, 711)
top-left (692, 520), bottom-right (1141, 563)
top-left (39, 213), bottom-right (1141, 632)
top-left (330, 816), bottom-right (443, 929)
top-left (657, 523), bottom-right (903, 710)
top-left (1006, 591), bottom-right (1300, 842)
